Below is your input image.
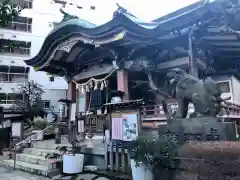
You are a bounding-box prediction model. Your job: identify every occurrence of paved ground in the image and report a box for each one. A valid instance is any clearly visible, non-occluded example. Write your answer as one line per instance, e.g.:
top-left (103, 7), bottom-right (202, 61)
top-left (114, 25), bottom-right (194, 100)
top-left (0, 166), bottom-right (50, 180)
top-left (0, 166), bottom-right (111, 180)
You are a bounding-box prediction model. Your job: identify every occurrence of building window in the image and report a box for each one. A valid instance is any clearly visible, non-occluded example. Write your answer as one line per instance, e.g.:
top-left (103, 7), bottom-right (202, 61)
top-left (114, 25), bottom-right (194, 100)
top-left (89, 90), bottom-right (105, 108)
top-left (6, 16), bottom-right (32, 32)
top-left (23, 0), bottom-right (33, 9)
top-left (0, 74), bottom-right (8, 82)
top-left (0, 39), bottom-right (31, 56)
top-left (41, 100), bottom-right (50, 109)
top-left (217, 81), bottom-right (231, 93)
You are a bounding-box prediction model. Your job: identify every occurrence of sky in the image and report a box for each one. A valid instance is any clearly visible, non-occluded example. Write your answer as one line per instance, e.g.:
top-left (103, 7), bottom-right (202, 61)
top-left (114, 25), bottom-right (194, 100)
top-left (21, 0), bottom-right (202, 25)
top-left (68, 0), bottom-right (201, 24)
top-left (116, 0), bottom-right (200, 21)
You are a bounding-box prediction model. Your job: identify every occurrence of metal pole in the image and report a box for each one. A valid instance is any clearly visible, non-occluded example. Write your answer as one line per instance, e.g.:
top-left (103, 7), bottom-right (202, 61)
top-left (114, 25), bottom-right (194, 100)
top-left (13, 147), bottom-right (16, 170)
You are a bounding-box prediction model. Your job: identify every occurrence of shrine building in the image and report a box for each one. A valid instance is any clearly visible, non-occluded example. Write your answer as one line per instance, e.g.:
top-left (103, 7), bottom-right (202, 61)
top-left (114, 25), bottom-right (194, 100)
top-left (25, 0), bottom-right (240, 131)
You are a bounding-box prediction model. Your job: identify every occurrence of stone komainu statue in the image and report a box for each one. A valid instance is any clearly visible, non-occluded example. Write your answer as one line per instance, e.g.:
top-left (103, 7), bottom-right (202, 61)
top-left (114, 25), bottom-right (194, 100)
top-left (166, 68), bottom-right (230, 118)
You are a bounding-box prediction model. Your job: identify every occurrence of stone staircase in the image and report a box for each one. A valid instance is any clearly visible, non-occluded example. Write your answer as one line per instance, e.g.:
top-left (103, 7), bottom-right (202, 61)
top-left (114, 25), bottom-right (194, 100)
top-left (1, 139), bottom-right (70, 178)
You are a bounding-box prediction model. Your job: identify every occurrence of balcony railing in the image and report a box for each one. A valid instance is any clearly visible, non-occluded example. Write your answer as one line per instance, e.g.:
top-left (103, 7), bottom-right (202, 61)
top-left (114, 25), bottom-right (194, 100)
top-left (5, 21), bottom-right (32, 32)
top-left (0, 80), bottom-right (28, 83)
top-left (0, 100), bottom-right (16, 105)
top-left (0, 46), bottom-right (30, 56)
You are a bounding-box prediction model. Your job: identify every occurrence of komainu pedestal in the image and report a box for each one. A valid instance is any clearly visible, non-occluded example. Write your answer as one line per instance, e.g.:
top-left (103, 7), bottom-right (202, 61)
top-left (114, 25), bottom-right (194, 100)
top-left (159, 117), bottom-right (237, 143)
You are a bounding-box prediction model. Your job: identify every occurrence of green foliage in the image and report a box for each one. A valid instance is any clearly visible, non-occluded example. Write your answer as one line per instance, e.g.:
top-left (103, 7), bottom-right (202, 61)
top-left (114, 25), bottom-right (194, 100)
top-left (128, 134), bottom-right (179, 171)
top-left (56, 145), bottom-right (68, 154)
top-left (33, 117), bottom-right (48, 130)
top-left (45, 152), bottom-right (61, 160)
top-left (0, 0), bottom-right (22, 27)
top-left (45, 146), bottom-right (69, 162)
top-left (16, 81), bottom-right (45, 121)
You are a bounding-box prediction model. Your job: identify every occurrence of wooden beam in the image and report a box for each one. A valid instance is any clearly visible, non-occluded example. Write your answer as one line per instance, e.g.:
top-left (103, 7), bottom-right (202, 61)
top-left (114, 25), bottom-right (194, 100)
top-left (67, 81), bottom-right (76, 103)
top-left (208, 41), bottom-right (240, 47)
top-left (202, 35), bottom-right (238, 41)
top-left (215, 47), bottom-right (240, 52)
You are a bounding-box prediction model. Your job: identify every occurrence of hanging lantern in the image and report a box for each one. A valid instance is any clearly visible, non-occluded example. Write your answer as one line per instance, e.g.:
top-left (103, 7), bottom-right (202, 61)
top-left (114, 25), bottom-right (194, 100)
top-left (94, 81), bottom-right (98, 90)
top-left (100, 81), bottom-right (104, 90)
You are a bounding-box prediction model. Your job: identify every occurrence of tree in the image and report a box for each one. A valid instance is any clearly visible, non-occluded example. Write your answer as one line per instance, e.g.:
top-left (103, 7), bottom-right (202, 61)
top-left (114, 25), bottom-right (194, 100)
top-left (0, 0), bottom-right (22, 27)
top-left (128, 58), bottom-right (173, 120)
top-left (16, 81), bottom-right (45, 128)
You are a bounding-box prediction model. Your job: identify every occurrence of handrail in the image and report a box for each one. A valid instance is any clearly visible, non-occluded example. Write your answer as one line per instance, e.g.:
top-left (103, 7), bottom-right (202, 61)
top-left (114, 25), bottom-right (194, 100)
top-left (13, 123), bottom-right (55, 170)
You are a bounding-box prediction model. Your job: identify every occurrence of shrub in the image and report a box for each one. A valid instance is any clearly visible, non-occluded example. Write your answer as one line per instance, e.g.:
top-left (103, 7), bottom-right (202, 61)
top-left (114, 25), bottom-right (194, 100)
top-left (33, 117), bottom-right (48, 130)
top-left (128, 133), bottom-right (179, 171)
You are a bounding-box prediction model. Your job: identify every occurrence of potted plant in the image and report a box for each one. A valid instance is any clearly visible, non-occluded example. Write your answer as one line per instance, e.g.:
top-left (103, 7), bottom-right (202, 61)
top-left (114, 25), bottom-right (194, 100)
top-left (45, 146), bottom-right (68, 174)
top-left (128, 134), bottom-right (179, 180)
top-left (62, 140), bottom-right (85, 174)
top-left (46, 140), bottom-right (86, 174)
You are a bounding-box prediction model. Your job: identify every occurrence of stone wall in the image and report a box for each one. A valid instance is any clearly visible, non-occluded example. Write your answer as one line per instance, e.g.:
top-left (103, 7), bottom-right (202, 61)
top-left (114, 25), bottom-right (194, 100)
top-left (153, 117), bottom-right (239, 180)
top-left (155, 141), bottom-right (240, 180)
top-left (158, 117), bottom-right (237, 142)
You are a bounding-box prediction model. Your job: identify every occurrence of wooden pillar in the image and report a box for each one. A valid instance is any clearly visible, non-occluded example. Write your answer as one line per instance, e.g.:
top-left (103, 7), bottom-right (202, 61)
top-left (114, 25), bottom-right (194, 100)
top-left (67, 81), bottom-right (77, 143)
top-left (188, 28), bottom-right (198, 77)
top-left (117, 69), bottom-right (129, 100)
top-left (67, 81), bottom-right (76, 102)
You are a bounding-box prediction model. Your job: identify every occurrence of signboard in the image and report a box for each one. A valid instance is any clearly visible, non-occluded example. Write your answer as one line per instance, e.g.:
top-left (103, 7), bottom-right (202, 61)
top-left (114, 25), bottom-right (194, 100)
top-left (12, 122), bottom-right (22, 137)
top-left (122, 114), bottom-right (138, 141)
top-left (112, 113), bottom-right (138, 141)
top-left (112, 118), bottom-right (123, 140)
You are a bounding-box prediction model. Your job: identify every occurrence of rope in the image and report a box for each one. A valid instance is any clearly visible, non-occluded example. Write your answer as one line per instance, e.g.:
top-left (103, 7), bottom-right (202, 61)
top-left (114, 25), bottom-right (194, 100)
top-left (72, 68), bottom-right (116, 88)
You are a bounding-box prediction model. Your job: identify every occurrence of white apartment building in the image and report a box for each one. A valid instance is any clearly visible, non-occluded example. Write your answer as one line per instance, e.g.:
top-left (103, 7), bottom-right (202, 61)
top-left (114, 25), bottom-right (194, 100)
top-left (0, 0), bottom-right (117, 110)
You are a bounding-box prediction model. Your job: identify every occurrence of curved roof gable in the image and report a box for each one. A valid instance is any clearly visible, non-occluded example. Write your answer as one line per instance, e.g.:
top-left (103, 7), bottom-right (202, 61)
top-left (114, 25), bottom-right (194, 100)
top-left (24, 0), bottom-right (228, 74)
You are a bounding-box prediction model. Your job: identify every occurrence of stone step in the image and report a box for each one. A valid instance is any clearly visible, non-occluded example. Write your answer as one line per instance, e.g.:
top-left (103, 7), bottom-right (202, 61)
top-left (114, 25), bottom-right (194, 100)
top-left (2, 159), bottom-right (59, 177)
top-left (23, 148), bottom-right (57, 157)
top-left (16, 153), bottom-right (55, 167)
top-left (32, 141), bottom-right (70, 150)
